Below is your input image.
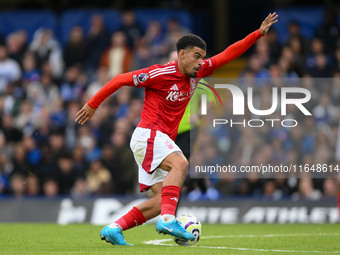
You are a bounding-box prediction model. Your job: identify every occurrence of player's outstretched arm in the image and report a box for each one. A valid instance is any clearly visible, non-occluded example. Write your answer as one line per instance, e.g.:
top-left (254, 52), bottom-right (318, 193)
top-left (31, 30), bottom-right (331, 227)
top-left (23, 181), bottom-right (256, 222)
top-left (211, 12), bottom-right (278, 70)
top-left (75, 72), bottom-right (134, 125)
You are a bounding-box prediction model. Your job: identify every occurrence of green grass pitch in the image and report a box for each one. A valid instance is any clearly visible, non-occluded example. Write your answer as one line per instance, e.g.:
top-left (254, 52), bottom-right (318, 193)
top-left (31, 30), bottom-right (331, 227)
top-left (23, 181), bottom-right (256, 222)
top-left (0, 223), bottom-right (339, 255)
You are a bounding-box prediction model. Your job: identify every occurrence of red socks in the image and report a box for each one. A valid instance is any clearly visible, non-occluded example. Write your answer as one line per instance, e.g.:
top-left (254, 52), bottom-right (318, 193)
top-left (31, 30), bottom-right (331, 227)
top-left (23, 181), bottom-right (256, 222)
top-left (115, 207), bottom-right (146, 231)
top-left (161, 185), bottom-right (181, 216)
top-left (114, 186), bottom-right (180, 231)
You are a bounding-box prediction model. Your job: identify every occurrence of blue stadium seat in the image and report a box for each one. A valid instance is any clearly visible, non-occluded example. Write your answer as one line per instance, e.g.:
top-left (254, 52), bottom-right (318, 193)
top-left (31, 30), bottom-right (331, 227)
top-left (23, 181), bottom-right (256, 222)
top-left (134, 8), bottom-right (192, 32)
top-left (60, 9), bottom-right (121, 44)
top-left (273, 7), bottom-right (325, 43)
top-left (0, 11), bottom-right (57, 41)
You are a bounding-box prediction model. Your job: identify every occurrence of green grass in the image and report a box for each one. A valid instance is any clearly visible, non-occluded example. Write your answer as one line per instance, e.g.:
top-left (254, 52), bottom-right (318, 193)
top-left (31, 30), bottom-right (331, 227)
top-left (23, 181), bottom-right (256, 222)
top-left (0, 224), bottom-right (339, 255)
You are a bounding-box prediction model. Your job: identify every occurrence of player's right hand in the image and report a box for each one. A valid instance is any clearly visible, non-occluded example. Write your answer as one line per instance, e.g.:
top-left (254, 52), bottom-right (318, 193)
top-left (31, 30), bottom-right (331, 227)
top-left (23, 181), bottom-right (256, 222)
top-left (75, 103), bottom-right (96, 125)
top-left (259, 12), bottom-right (278, 35)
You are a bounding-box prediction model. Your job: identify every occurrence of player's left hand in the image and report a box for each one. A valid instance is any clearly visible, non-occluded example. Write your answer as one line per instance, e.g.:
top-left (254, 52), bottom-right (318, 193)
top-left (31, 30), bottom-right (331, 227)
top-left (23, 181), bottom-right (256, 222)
top-left (259, 12), bottom-right (278, 35)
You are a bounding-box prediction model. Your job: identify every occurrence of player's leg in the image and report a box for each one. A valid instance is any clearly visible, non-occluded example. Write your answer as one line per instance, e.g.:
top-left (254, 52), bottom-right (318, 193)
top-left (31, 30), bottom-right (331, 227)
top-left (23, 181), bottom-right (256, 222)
top-left (100, 183), bottom-right (162, 246)
top-left (158, 151), bottom-right (188, 221)
top-left (155, 151), bottom-right (195, 241)
top-left (135, 182), bottom-right (162, 220)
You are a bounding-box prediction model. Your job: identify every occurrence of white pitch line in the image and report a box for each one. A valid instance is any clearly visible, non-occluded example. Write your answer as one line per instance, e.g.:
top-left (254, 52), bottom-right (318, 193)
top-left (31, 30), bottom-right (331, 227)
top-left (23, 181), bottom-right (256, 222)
top-left (200, 233), bottom-right (340, 239)
top-left (143, 233), bottom-right (340, 254)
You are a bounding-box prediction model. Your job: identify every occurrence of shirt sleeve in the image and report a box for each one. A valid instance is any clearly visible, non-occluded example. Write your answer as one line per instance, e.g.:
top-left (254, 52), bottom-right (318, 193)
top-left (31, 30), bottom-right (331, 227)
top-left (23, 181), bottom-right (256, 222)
top-left (87, 66), bottom-right (157, 109)
top-left (197, 29), bottom-right (264, 77)
top-left (87, 72), bottom-right (134, 109)
top-left (196, 58), bottom-right (216, 78)
top-left (130, 66), bottom-right (156, 88)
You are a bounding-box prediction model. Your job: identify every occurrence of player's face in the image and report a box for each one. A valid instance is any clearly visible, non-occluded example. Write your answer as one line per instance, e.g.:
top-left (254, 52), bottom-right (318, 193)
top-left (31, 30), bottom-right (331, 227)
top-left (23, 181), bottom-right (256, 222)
top-left (180, 47), bottom-right (206, 77)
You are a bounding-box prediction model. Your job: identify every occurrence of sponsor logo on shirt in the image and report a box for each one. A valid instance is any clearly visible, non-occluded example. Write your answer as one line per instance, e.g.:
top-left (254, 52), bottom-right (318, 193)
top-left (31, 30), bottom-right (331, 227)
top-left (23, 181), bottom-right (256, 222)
top-left (170, 84), bottom-right (179, 91)
top-left (166, 83), bottom-right (195, 102)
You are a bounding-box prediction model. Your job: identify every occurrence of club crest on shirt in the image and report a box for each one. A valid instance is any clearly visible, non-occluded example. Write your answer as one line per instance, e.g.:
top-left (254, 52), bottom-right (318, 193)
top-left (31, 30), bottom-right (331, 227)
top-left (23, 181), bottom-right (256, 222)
top-left (190, 78), bottom-right (196, 90)
top-left (165, 140), bottom-right (174, 149)
top-left (138, 73), bottom-right (149, 83)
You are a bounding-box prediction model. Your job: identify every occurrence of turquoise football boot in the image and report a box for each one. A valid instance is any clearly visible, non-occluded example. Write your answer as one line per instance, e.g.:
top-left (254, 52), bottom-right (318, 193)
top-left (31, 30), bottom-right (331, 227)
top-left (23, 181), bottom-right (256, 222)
top-left (100, 226), bottom-right (132, 246)
top-left (156, 218), bottom-right (195, 241)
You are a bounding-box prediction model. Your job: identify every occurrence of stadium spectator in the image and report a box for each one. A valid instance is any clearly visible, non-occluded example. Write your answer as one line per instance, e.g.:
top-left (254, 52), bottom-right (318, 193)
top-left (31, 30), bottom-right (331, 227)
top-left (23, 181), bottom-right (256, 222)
top-left (315, 9), bottom-right (340, 54)
top-left (26, 174), bottom-right (40, 196)
top-left (265, 29), bottom-right (281, 63)
top-left (114, 86), bottom-right (132, 119)
top-left (253, 38), bottom-right (270, 68)
top-left (21, 51), bottom-right (40, 83)
top-left (142, 21), bottom-right (167, 64)
top-left (60, 66), bottom-right (86, 103)
top-left (334, 48), bottom-right (340, 73)
top-left (57, 153), bottom-right (77, 194)
top-left (23, 136), bottom-right (42, 167)
top-left (110, 130), bottom-right (136, 194)
top-left (85, 66), bottom-right (109, 100)
top-left (100, 31), bottom-right (132, 78)
top-left (86, 159), bottom-right (112, 194)
top-left (313, 93), bottom-right (335, 123)
top-left (43, 178), bottom-right (59, 198)
top-left (71, 178), bottom-right (89, 198)
top-left (165, 18), bottom-right (190, 53)
top-left (14, 101), bottom-right (35, 134)
top-left (63, 26), bottom-right (88, 69)
top-left (6, 30), bottom-right (28, 65)
top-left (10, 174), bottom-right (26, 198)
top-left (26, 73), bottom-right (59, 108)
top-left (305, 38), bottom-right (330, 73)
top-left (293, 178), bottom-right (322, 200)
top-left (0, 154), bottom-right (14, 179)
top-left (77, 125), bottom-right (101, 162)
top-left (279, 46), bottom-right (300, 78)
top-left (131, 41), bottom-right (153, 71)
top-left (323, 178), bottom-right (338, 197)
top-left (0, 168), bottom-right (9, 196)
top-left (12, 143), bottom-right (30, 177)
top-left (331, 72), bottom-right (340, 107)
top-left (87, 15), bottom-right (110, 72)
top-left (262, 180), bottom-right (282, 200)
top-left (0, 45), bottom-right (21, 93)
top-left (286, 35), bottom-right (305, 76)
top-left (119, 11), bottom-right (142, 49)
top-left (72, 146), bottom-right (88, 176)
top-left (286, 20), bottom-right (308, 50)
top-left (1, 114), bottom-right (23, 143)
top-left (29, 28), bottom-right (64, 79)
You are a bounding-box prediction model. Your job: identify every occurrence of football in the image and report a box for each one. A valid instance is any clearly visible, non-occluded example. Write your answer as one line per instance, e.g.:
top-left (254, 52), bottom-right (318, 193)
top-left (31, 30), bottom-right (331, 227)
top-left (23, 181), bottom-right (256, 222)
top-left (173, 214), bottom-right (202, 246)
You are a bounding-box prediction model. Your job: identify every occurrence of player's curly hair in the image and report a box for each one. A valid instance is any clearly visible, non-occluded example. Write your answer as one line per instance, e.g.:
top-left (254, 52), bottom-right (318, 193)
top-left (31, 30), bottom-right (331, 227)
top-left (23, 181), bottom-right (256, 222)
top-left (176, 34), bottom-right (206, 52)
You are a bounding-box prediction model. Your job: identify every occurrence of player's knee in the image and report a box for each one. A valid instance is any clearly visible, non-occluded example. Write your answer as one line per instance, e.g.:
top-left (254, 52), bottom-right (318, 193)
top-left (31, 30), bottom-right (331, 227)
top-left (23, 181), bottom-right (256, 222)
top-left (176, 157), bottom-right (189, 173)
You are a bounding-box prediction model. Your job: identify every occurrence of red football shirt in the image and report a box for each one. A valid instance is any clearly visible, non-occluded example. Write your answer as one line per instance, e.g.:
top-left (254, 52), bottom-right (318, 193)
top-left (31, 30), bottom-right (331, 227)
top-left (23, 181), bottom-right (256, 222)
top-left (87, 30), bottom-right (264, 140)
top-left (131, 59), bottom-right (215, 140)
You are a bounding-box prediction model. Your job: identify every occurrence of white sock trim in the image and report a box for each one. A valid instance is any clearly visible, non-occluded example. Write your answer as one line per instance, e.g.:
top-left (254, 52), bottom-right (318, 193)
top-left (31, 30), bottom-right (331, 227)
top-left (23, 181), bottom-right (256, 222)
top-left (108, 223), bottom-right (122, 230)
top-left (161, 214), bottom-right (175, 223)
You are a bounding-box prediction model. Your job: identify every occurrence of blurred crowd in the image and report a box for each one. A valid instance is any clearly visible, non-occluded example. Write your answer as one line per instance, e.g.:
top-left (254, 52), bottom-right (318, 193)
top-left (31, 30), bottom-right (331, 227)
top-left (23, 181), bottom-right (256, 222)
top-left (0, 10), bottom-right (339, 200)
top-left (0, 11), bottom-right (189, 198)
top-left (188, 10), bottom-right (340, 201)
